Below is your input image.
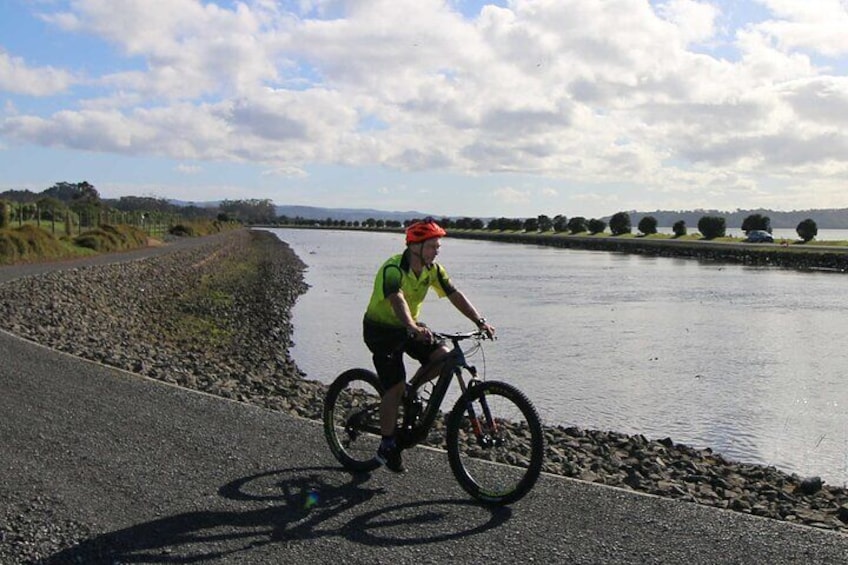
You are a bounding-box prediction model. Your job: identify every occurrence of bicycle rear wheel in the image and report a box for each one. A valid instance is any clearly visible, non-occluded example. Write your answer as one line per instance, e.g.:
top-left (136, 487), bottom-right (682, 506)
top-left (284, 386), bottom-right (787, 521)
top-left (323, 368), bottom-right (384, 472)
top-left (446, 381), bottom-right (544, 505)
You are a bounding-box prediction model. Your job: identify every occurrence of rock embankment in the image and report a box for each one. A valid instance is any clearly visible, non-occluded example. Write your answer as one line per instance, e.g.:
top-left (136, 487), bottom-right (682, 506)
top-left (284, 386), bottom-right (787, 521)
top-left (1, 228), bottom-right (846, 552)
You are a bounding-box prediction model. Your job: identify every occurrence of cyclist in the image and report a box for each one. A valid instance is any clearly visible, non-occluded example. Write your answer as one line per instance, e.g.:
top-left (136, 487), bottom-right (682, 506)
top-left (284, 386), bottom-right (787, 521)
top-left (363, 218), bottom-right (495, 473)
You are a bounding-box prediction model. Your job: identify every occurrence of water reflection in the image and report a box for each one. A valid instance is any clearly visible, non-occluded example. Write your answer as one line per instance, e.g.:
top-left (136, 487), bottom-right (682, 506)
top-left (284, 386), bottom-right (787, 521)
top-left (267, 228), bottom-right (848, 486)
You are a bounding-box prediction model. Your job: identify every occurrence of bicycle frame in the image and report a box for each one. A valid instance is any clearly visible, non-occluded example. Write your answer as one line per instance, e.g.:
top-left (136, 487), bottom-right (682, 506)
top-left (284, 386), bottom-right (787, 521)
top-left (324, 328), bottom-right (543, 505)
top-left (396, 331), bottom-right (485, 449)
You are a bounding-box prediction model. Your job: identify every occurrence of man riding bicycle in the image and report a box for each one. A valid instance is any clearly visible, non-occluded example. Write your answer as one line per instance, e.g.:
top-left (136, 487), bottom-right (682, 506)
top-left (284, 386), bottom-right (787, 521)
top-left (362, 218), bottom-right (495, 473)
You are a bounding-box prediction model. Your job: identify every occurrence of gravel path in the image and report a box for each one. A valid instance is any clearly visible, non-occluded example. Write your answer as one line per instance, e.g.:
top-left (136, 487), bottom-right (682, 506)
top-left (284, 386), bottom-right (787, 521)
top-left (1, 228), bottom-right (846, 562)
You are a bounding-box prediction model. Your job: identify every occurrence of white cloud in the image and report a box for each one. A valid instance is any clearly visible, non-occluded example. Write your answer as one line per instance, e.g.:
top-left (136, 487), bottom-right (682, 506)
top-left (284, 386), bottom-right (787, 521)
top-left (2, 0), bottom-right (848, 215)
top-left (0, 51), bottom-right (76, 96)
top-left (494, 186), bottom-right (530, 205)
top-left (261, 165), bottom-right (308, 178)
top-left (176, 163), bottom-right (201, 174)
top-left (754, 0), bottom-right (848, 57)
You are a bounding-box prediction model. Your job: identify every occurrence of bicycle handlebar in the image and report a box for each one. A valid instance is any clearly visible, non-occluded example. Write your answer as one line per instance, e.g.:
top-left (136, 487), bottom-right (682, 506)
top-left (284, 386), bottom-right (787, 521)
top-left (432, 329), bottom-right (493, 342)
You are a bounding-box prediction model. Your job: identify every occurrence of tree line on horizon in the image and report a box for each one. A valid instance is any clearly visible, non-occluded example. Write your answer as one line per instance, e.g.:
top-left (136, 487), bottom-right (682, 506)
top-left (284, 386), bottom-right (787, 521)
top-left (0, 181), bottom-right (830, 242)
top-left (281, 211), bottom-right (819, 242)
top-left (0, 182), bottom-right (271, 233)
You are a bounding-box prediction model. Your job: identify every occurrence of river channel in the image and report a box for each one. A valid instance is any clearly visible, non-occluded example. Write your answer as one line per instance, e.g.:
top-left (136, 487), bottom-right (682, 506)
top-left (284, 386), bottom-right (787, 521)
top-left (266, 228), bottom-right (848, 486)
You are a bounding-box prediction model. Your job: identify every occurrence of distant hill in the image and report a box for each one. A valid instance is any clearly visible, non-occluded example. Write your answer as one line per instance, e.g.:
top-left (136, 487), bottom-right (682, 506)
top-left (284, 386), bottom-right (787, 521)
top-left (274, 205), bottom-right (436, 223)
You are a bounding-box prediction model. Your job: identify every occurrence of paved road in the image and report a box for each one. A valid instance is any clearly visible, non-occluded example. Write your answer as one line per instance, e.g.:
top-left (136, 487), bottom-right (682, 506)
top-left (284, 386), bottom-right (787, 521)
top-left (2, 239), bottom-right (848, 564)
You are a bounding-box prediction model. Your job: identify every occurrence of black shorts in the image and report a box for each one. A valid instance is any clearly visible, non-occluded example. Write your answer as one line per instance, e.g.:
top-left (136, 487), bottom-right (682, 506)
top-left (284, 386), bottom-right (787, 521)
top-left (363, 318), bottom-right (441, 390)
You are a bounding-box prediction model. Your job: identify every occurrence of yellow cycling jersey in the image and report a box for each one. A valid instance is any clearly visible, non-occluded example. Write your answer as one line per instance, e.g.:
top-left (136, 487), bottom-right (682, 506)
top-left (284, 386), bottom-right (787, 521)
top-left (364, 249), bottom-right (456, 327)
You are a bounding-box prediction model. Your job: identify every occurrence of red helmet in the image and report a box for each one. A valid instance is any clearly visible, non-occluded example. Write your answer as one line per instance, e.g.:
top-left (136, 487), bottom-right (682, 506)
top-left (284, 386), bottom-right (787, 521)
top-left (406, 219), bottom-right (447, 244)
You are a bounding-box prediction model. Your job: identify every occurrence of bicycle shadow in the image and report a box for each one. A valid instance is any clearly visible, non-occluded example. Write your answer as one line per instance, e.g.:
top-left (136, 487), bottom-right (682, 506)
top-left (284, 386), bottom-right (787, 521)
top-left (44, 466), bottom-right (512, 563)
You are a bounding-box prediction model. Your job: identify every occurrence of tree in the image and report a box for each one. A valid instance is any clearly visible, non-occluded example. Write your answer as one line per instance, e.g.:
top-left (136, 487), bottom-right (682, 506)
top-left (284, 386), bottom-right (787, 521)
top-left (637, 215), bottom-right (658, 235)
top-left (523, 217), bottom-right (539, 232)
top-left (609, 211), bottom-right (632, 235)
top-left (43, 181), bottom-right (100, 204)
top-left (741, 213), bottom-right (771, 234)
top-left (110, 196), bottom-right (174, 213)
top-left (672, 220), bottom-right (687, 237)
top-left (487, 217), bottom-right (522, 230)
top-left (552, 214), bottom-right (568, 232)
top-left (567, 216), bottom-right (588, 234)
top-left (454, 217), bottom-right (485, 230)
top-left (698, 216), bottom-right (726, 239)
top-left (587, 218), bottom-right (606, 234)
top-left (537, 215), bottom-right (553, 232)
top-left (796, 218), bottom-right (818, 242)
top-left (219, 199), bottom-right (276, 224)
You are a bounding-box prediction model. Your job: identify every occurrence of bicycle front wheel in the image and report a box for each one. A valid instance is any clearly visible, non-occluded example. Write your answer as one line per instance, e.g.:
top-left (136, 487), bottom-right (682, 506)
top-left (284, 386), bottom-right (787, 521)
top-left (446, 381), bottom-right (544, 505)
top-left (323, 368), bottom-right (384, 472)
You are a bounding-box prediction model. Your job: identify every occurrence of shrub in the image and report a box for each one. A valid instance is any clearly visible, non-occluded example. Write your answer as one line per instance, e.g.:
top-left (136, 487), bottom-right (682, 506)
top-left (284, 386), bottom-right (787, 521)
top-left (698, 216), bottom-right (726, 239)
top-left (672, 220), bottom-right (687, 237)
top-left (73, 233), bottom-right (105, 251)
top-left (170, 224), bottom-right (195, 237)
top-left (523, 217), bottom-right (539, 232)
top-left (796, 218), bottom-right (817, 242)
top-left (637, 216), bottom-right (658, 235)
top-left (73, 224), bottom-right (147, 252)
top-left (609, 212), bottom-right (632, 235)
top-left (14, 224), bottom-right (54, 255)
top-left (0, 225), bottom-right (67, 263)
top-left (587, 218), bottom-right (606, 234)
top-left (0, 233), bottom-right (20, 262)
top-left (566, 216), bottom-right (586, 234)
top-left (741, 213), bottom-right (771, 234)
top-left (553, 215), bottom-right (568, 233)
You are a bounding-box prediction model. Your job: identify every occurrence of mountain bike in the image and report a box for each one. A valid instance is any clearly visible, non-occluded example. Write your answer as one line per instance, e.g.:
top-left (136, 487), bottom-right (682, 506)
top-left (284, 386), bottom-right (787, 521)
top-left (322, 330), bottom-right (544, 505)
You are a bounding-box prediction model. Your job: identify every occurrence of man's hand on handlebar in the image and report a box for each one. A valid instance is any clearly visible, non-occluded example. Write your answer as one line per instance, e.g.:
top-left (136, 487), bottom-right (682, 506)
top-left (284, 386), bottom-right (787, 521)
top-left (408, 323), bottom-right (435, 344)
top-left (477, 320), bottom-right (495, 340)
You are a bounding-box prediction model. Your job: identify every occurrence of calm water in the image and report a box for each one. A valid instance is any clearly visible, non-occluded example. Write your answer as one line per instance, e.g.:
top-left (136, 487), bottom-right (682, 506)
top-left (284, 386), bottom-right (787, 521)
top-left (266, 228), bottom-right (848, 486)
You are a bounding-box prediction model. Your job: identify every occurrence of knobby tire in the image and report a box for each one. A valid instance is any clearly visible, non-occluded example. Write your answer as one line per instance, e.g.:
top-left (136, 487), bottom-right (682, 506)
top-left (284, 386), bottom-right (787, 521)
top-left (446, 380), bottom-right (544, 505)
top-left (323, 368), bottom-right (384, 472)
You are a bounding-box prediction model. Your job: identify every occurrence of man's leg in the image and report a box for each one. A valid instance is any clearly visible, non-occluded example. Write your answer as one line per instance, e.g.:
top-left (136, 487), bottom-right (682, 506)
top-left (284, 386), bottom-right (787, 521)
top-left (377, 381), bottom-right (407, 473)
top-left (380, 381), bottom-right (404, 437)
top-left (409, 344), bottom-right (449, 385)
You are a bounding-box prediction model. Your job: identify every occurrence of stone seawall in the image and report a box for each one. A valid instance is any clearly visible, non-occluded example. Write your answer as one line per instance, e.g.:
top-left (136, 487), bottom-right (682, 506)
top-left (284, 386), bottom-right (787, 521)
top-left (1, 228), bottom-right (846, 537)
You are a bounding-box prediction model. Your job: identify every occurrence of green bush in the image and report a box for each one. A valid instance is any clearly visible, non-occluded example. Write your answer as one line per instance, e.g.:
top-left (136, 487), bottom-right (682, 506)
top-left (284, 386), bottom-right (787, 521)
top-left (169, 224), bottom-right (195, 237)
top-left (742, 213), bottom-right (771, 234)
top-left (609, 212), bottom-right (632, 235)
top-left (567, 216), bottom-right (588, 234)
top-left (796, 218), bottom-right (817, 242)
top-left (672, 220), bottom-right (687, 237)
top-left (74, 224), bottom-right (148, 252)
top-left (587, 218), bottom-right (607, 234)
top-left (0, 225), bottom-right (68, 263)
top-left (698, 216), bottom-right (726, 239)
top-left (637, 216), bottom-right (658, 235)
top-left (0, 233), bottom-right (19, 261)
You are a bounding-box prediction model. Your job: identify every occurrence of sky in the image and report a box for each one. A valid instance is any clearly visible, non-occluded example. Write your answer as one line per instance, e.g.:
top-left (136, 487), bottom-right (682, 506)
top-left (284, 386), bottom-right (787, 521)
top-left (1, 0), bottom-right (847, 219)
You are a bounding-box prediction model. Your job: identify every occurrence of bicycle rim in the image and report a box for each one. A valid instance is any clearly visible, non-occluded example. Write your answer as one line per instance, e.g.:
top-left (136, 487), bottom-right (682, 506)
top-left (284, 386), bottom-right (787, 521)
top-left (446, 381), bottom-right (544, 505)
top-left (323, 368), bottom-right (383, 472)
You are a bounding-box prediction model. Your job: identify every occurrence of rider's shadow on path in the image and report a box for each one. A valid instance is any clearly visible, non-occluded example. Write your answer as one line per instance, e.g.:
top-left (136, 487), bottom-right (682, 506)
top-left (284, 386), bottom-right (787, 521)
top-left (44, 466), bottom-right (513, 564)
